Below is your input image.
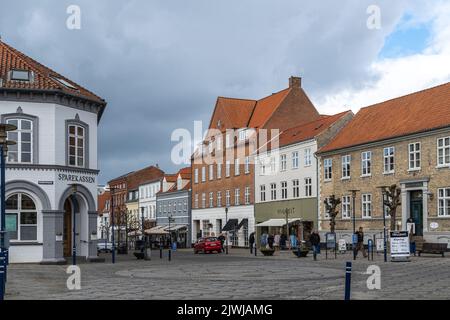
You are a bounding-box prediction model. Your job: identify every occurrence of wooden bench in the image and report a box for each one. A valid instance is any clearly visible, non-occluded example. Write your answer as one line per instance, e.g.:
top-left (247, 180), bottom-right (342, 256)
top-left (417, 243), bottom-right (447, 257)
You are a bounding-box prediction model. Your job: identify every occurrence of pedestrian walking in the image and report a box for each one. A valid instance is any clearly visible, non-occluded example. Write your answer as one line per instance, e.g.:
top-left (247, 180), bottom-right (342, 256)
top-left (218, 233), bottom-right (226, 253)
top-left (267, 234), bottom-right (275, 249)
top-left (274, 233), bottom-right (280, 251)
top-left (309, 230), bottom-right (321, 261)
top-left (280, 233), bottom-right (287, 250)
top-left (261, 232), bottom-right (268, 247)
top-left (249, 232), bottom-right (255, 254)
top-left (354, 227), bottom-right (367, 258)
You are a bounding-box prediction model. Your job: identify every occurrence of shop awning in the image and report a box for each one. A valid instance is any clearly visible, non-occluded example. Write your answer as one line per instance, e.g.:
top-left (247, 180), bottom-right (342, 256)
top-left (222, 219), bottom-right (238, 231)
top-left (255, 218), bottom-right (302, 227)
top-left (164, 224), bottom-right (188, 232)
top-left (145, 226), bottom-right (169, 235)
top-left (237, 218), bottom-right (248, 230)
top-left (127, 230), bottom-right (142, 237)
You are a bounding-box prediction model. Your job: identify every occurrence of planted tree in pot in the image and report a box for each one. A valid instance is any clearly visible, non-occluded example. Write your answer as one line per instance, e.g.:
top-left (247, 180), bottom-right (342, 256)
top-left (293, 241), bottom-right (309, 258)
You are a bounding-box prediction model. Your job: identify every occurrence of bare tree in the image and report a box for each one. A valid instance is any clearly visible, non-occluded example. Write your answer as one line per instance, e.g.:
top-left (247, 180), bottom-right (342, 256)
top-left (383, 184), bottom-right (401, 231)
top-left (324, 195), bottom-right (341, 233)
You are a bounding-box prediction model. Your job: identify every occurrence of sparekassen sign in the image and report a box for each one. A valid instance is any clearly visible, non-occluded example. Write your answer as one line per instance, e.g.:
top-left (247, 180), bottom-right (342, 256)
top-left (58, 173), bottom-right (96, 184)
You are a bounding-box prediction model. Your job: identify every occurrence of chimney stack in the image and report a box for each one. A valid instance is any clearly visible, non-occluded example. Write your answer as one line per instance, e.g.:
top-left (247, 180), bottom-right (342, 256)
top-left (289, 76), bottom-right (302, 88)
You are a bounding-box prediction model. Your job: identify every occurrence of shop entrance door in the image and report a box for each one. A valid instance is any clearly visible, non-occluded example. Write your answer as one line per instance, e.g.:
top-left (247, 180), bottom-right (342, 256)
top-left (410, 191), bottom-right (423, 236)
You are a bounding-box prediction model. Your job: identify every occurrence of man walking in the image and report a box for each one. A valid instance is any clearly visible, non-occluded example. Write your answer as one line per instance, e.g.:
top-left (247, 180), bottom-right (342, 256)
top-left (354, 227), bottom-right (367, 258)
top-left (249, 232), bottom-right (255, 254)
top-left (309, 230), bottom-right (321, 261)
top-left (218, 233), bottom-right (226, 253)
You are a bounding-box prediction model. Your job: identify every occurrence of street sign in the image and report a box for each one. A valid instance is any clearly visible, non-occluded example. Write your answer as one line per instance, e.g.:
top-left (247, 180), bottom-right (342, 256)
top-left (338, 239), bottom-right (347, 252)
top-left (326, 233), bottom-right (336, 249)
top-left (376, 238), bottom-right (384, 252)
top-left (390, 231), bottom-right (410, 261)
top-left (352, 234), bottom-right (358, 245)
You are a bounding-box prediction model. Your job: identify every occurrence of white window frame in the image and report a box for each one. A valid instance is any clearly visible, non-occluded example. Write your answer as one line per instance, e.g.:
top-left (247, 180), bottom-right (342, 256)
top-left (270, 157), bottom-right (276, 173)
top-left (409, 142), bottom-right (421, 171)
top-left (217, 163), bottom-right (222, 179)
top-left (201, 167), bottom-right (206, 182)
top-left (361, 151), bottom-right (372, 176)
top-left (217, 191), bottom-right (222, 207)
top-left (342, 195), bottom-right (351, 219)
top-left (281, 181), bottom-right (288, 199)
top-left (194, 194), bottom-right (199, 209)
top-left (304, 148), bottom-right (312, 166)
top-left (68, 124), bottom-right (85, 168)
top-left (245, 156), bottom-right (250, 174)
top-left (341, 155), bottom-right (351, 179)
top-left (292, 179), bottom-right (300, 198)
top-left (260, 185), bottom-right (266, 202)
top-left (305, 178), bottom-right (312, 197)
top-left (437, 137), bottom-right (450, 167)
top-left (292, 151), bottom-right (299, 169)
top-left (280, 154), bottom-right (287, 171)
top-left (324, 158), bottom-right (332, 181)
top-left (438, 188), bottom-right (450, 217)
top-left (245, 187), bottom-right (250, 205)
top-left (209, 192), bottom-right (214, 208)
top-left (209, 164), bottom-right (214, 181)
top-left (202, 193), bottom-right (206, 208)
top-left (235, 158), bottom-right (240, 176)
top-left (362, 194), bottom-right (372, 218)
top-left (226, 161), bottom-right (231, 177)
top-left (383, 147), bottom-right (395, 174)
top-left (235, 188), bottom-right (240, 206)
top-left (5, 193), bottom-right (38, 242)
top-left (270, 183), bottom-right (277, 201)
top-left (226, 190), bottom-right (231, 207)
top-left (6, 118), bottom-right (33, 164)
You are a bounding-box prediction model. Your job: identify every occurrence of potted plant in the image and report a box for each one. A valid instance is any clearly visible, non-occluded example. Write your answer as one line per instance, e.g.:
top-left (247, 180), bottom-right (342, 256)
top-left (260, 247), bottom-right (275, 256)
top-left (293, 241), bottom-right (309, 258)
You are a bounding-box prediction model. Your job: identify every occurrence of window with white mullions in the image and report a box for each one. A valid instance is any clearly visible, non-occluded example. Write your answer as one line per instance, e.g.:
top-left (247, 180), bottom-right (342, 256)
top-left (361, 151), bottom-right (372, 176)
top-left (362, 194), bottom-right (372, 218)
top-left (6, 119), bottom-right (33, 163)
top-left (437, 137), bottom-right (450, 166)
top-left (281, 181), bottom-right (288, 199)
top-left (438, 188), bottom-right (450, 217)
top-left (409, 142), bottom-right (421, 170)
top-left (341, 155), bottom-right (351, 179)
top-left (342, 195), bottom-right (351, 219)
top-left (68, 124), bottom-right (85, 167)
top-left (383, 147), bottom-right (395, 173)
top-left (5, 193), bottom-right (38, 241)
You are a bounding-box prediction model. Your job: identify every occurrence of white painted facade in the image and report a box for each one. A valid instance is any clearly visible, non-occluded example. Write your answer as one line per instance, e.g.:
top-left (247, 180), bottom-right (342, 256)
top-left (139, 180), bottom-right (161, 221)
top-left (191, 205), bottom-right (254, 247)
top-left (255, 139), bottom-right (318, 203)
top-left (1, 100), bottom-right (101, 263)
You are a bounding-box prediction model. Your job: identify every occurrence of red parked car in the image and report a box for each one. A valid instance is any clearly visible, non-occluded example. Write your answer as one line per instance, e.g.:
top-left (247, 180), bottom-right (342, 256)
top-left (194, 237), bottom-right (222, 254)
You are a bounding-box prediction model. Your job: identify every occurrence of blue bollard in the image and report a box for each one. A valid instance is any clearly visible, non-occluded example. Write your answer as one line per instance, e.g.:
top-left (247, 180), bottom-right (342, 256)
top-left (344, 261), bottom-right (352, 301)
top-left (0, 251), bottom-right (5, 301)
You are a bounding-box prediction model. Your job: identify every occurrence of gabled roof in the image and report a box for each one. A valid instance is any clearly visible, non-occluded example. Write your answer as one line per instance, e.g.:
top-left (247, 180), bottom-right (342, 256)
top-left (319, 82), bottom-right (450, 154)
top-left (178, 167), bottom-right (191, 179)
top-left (248, 88), bottom-right (291, 128)
top-left (0, 40), bottom-right (106, 117)
top-left (278, 111), bottom-right (352, 148)
top-left (214, 97), bottom-right (257, 129)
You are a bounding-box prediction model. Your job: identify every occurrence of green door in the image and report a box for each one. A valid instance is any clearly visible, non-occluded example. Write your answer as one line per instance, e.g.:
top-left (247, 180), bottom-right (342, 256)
top-left (410, 196), bottom-right (423, 236)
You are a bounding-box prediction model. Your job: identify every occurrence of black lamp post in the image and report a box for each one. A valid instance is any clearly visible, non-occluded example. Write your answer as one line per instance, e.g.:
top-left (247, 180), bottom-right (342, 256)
top-left (377, 186), bottom-right (388, 263)
top-left (107, 186), bottom-right (120, 264)
top-left (68, 184), bottom-right (78, 266)
top-left (348, 189), bottom-right (359, 261)
top-left (225, 207), bottom-right (229, 254)
top-left (141, 206), bottom-right (145, 252)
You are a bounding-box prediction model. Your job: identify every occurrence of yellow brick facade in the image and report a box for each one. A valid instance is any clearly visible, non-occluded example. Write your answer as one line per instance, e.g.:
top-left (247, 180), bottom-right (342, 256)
top-left (318, 128), bottom-right (450, 245)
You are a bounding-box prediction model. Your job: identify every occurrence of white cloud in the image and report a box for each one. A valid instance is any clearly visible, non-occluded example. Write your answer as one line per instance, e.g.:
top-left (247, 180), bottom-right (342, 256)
top-left (317, 0), bottom-right (450, 114)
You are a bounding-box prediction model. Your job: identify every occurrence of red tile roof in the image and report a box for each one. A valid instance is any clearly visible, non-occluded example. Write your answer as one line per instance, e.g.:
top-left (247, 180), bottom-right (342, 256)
top-left (0, 40), bottom-right (106, 105)
top-left (319, 82), bottom-right (450, 153)
top-left (248, 88), bottom-right (291, 128)
top-left (214, 97), bottom-right (257, 129)
top-left (278, 111), bottom-right (352, 148)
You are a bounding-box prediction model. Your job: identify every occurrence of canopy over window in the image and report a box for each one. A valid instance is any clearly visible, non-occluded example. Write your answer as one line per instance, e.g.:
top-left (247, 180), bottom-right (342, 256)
top-left (222, 219), bottom-right (238, 231)
top-left (255, 218), bottom-right (301, 227)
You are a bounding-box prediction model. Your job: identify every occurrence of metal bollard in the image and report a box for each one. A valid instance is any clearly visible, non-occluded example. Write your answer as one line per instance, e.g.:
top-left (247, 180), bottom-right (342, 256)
top-left (254, 243), bottom-right (257, 257)
top-left (160, 246), bottom-right (163, 259)
top-left (168, 249), bottom-right (172, 261)
top-left (4, 249), bottom-right (8, 283)
top-left (367, 239), bottom-right (373, 261)
top-left (344, 262), bottom-right (352, 301)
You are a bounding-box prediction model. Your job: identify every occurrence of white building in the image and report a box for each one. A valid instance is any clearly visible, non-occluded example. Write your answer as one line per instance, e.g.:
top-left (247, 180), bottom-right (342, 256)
top-left (254, 112), bottom-right (353, 241)
top-left (0, 40), bottom-right (107, 263)
top-left (139, 179), bottom-right (161, 221)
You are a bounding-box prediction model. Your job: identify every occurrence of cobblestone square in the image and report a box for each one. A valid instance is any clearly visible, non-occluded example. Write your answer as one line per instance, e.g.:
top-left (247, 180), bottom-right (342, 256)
top-left (5, 249), bottom-right (450, 300)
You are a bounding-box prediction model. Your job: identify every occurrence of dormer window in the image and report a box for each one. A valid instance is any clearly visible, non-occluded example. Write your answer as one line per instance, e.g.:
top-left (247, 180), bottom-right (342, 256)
top-left (10, 69), bottom-right (32, 82)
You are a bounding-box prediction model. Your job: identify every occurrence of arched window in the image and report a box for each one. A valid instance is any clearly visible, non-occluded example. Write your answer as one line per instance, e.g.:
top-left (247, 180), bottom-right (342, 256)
top-left (68, 124), bottom-right (85, 167)
top-left (6, 118), bottom-right (33, 163)
top-left (6, 193), bottom-right (38, 241)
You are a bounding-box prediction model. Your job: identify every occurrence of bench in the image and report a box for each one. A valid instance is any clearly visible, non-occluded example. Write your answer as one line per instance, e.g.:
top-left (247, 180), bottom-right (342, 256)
top-left (417, 243), bottom-right (447, 257)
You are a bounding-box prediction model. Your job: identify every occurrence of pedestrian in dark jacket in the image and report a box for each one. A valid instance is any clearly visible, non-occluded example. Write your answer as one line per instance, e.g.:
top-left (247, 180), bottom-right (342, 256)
top-left (249, 232), bottom-right (255, 254)
top-left (218, 234), bottom-right (226, 252)
top-left (267, 234), bottom-right (275, 249)
top-left (309, 231), bottom-right (321, 261)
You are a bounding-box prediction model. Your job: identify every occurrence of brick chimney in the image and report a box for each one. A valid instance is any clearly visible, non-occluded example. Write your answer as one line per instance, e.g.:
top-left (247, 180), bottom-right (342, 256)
top-left (289, 76), bottom-right (302, 88)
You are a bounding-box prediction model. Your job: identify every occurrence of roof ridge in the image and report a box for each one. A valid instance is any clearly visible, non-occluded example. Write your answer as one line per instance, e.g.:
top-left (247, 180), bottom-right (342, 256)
top-left (359, 81), bottom-right (450, 111)
top-left (217, 96), bottom-right (257, 102)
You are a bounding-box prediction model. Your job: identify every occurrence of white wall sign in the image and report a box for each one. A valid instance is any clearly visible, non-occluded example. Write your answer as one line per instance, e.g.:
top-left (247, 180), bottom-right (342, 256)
top-left (376, 238), bottom-right (384, 252)
top-left (338, 239), bottom-right (347, 252)
top-left (430, 222), bottom-right (439, 230)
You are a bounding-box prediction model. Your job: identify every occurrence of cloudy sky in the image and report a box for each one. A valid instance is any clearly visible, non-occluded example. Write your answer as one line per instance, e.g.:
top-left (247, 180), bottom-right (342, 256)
top-left (1, 0), bottom-right (449, 183)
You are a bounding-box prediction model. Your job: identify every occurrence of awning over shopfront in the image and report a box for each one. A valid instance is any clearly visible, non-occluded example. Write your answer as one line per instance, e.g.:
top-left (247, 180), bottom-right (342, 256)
top-left (127, 230), bottom-right (142, 237)
top-left (255, 218), bottom-right (302, 227)
top-left (222, 219), bottom-right (238, 231)
top-left (237, 218), bottom-right (248, 230)
top-left (145, 226), bottom-right (169, 235)
top-left (165, 224), bottom-right (188, 232)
